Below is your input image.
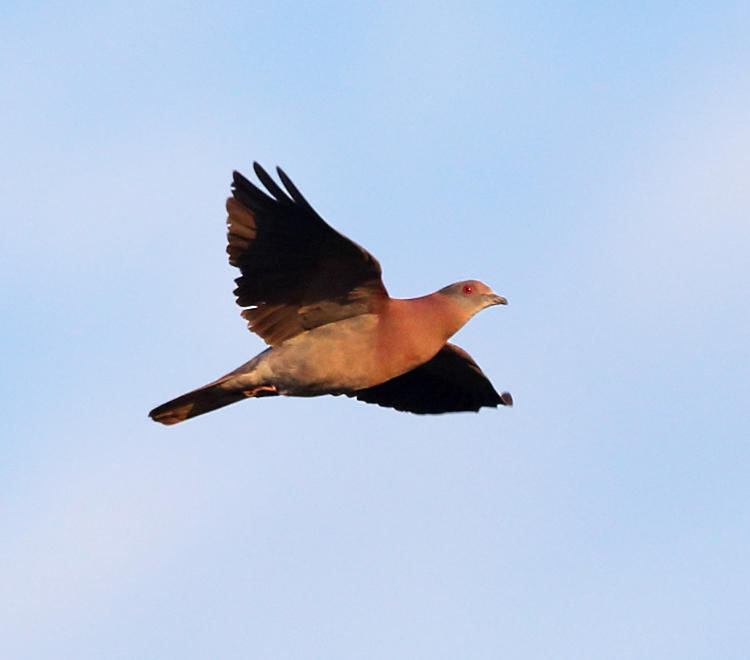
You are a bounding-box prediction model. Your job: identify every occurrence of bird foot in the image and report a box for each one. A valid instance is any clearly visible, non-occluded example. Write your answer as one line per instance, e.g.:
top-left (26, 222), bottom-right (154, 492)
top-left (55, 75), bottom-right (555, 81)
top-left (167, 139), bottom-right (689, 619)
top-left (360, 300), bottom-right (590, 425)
top-left (242, 385), bottom-right (279, 398)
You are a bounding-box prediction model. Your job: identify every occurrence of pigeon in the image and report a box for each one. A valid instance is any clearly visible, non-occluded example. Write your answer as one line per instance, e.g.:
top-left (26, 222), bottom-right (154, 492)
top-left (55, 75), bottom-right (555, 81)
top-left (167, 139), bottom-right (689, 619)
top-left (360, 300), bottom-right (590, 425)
top-left (149, 164), bottom-right (512, 424)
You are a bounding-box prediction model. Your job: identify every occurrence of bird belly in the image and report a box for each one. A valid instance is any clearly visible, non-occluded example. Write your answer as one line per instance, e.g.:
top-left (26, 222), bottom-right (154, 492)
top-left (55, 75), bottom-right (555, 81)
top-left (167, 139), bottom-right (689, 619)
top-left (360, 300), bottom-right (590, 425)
top-left (262, 314), bottom-right (393, 395)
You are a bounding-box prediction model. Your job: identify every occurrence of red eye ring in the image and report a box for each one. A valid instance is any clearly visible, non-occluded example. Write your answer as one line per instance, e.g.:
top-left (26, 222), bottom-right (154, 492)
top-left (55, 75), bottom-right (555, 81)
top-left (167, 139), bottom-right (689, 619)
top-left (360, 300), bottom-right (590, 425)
top-left (463, 285), bottom-right (473, 295)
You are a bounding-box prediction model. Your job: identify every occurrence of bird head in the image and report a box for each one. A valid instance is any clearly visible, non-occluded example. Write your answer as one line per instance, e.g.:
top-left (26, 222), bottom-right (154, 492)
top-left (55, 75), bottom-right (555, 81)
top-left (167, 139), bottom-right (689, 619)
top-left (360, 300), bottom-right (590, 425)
top-left (438, 280), bottom-right (508, 319)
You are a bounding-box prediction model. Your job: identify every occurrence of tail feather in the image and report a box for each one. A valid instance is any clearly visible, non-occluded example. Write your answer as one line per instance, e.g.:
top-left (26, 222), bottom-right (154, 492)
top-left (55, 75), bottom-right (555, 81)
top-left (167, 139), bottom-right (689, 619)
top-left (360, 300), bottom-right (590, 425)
top-left (149, 380), bottom-right (278, 425)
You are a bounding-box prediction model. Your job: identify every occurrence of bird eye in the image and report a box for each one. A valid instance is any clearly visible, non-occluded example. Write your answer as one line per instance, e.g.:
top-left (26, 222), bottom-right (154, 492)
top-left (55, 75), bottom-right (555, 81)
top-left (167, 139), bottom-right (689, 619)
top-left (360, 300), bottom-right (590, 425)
top-left (463, 285), bottom-right (473, 295)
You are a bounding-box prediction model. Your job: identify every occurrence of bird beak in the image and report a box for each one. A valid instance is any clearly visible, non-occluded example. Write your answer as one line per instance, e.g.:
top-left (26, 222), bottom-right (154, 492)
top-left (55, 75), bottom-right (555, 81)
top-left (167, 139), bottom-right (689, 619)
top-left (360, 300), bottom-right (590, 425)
top-left (488, 293), bottom-right (508, 306)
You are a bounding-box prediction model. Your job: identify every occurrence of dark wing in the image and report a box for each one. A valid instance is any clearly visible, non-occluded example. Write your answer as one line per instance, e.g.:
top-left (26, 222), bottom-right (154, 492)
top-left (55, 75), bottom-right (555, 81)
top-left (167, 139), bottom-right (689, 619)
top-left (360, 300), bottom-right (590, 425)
top-left (227, 163), bottom-right (388, 345)
top-left (351, 343), bottom-right (513, 414)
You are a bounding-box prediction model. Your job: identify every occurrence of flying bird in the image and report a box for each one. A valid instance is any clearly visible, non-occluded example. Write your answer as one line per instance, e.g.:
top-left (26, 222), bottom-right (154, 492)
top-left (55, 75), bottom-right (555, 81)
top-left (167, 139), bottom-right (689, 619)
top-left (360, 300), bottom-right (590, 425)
top-left (149, 164), bottom-right (512, 424)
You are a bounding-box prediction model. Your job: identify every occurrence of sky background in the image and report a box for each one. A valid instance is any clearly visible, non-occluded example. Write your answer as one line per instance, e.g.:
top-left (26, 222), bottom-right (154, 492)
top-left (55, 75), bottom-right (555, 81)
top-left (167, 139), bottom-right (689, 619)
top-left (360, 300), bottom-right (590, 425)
top-left (2, 1), bottom-right (749, 658)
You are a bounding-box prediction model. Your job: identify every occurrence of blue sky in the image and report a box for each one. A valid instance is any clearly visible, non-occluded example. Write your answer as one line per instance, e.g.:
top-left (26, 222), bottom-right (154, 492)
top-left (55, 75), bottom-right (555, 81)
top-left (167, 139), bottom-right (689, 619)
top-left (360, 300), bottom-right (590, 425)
top-left (2, 1), bottom-right (749, 657)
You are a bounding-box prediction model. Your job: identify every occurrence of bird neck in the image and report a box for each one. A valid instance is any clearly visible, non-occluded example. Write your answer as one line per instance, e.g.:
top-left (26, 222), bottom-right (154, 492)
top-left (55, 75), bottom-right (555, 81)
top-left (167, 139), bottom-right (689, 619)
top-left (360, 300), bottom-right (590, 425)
top-left (384, 294), bottom-right (468, 345)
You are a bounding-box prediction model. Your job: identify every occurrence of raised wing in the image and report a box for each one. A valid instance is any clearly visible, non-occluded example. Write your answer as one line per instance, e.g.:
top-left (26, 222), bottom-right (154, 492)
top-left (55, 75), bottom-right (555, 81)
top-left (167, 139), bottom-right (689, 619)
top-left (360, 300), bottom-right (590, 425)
top-left (227, 163), bottom-right (388, 345)
top-left (351, 343), bottom-right (512, 414)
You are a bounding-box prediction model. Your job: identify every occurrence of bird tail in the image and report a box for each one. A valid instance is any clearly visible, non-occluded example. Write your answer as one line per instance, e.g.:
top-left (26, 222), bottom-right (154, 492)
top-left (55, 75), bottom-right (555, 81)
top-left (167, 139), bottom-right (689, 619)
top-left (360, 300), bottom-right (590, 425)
top-left (149, 379), bottom-right (278, 425)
